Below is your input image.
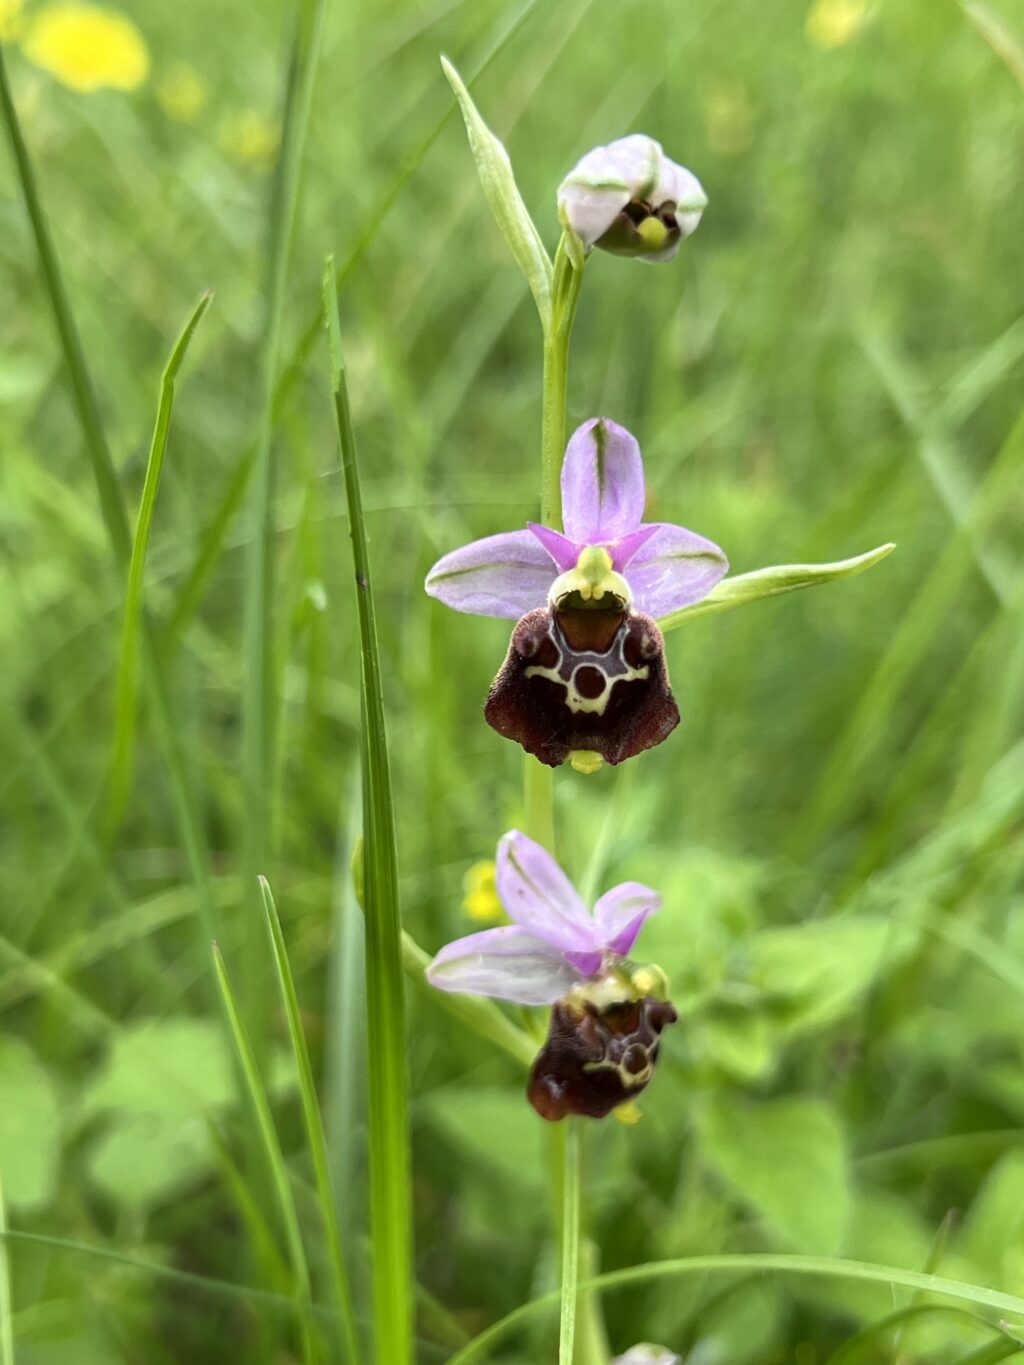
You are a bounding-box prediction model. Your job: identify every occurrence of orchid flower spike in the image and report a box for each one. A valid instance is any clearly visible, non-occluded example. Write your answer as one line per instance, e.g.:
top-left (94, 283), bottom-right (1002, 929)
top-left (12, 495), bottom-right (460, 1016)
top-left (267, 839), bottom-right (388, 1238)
top-left (427, 830), bottom-right (677, 1120)
top-left (425, 418), bottom-right (727, 767)
top-left (558, 135), bottom-right (707, 263)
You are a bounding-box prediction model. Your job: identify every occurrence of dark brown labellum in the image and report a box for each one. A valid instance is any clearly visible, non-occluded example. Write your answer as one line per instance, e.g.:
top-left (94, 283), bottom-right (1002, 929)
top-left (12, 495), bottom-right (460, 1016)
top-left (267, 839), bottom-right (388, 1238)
top-left (483, 606), bottom-right (680, 767)
top-left (528, 995), bottom-right (678, 1121)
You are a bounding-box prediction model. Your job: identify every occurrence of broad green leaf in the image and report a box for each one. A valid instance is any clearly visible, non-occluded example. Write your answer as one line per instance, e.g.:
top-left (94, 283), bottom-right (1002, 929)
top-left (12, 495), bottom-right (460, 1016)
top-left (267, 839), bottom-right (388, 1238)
top-left (956, 1151), bottom-right (1024, 1290)
top-left (82, 1019), bottom-right (234, 1117)
top-left (696, 1094), bottom-right (851, 1253)
top-left (696, 1279), bottom-right (784, 1365)
top-left (692, 1004), bottom-right (778, 1082)
top-left (659, 544), bottom-right (895, 632)
top-left (86, 1111), bottom-right (211, 1210)
top-left (0, 1037), bottom-right (61, 1211)
top-left (746, 917), bottom-right (917, 1037)
top-left (441, 57), bottom-right (553, 328)
top-left (423, 1087), bottom-right (545, 1188)
top-left (799, 1191), bottom-right (934, 1325)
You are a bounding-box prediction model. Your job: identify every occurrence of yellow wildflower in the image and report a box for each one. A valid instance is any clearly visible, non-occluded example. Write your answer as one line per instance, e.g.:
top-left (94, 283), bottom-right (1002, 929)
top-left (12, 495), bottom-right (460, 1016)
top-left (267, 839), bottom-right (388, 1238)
top-left (462, 860), bottom-right (503, 924)
top-left (24, 3), bottom-right (150, 93)
top-left (157, 63), bottom-right (207, 123)
top-left (805, 0), bottom-right (873, 50)
top-left (0, 0), bottom-right (23, 42)
top-left (613, 1101), bottom-right (643, 1125)
top-left (702, 80), bottom-right (755, 157)
top-left (217, 109), bottom-right (280, 169)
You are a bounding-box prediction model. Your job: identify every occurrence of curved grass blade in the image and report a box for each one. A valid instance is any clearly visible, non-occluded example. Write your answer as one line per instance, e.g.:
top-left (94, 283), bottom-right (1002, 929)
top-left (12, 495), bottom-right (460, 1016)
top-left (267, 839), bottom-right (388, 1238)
top-left (659, 544), bottom-right (896, 632)
top-left (109, 291), bottom-right (211, 829)
top-left (0, 1229), bottom-right (316, 1318)
top-left (0, 1172), bottom-right (13, 1365)
top-left (323, 261), bottom-right (412, 1365)
top-left (0, 42), bottom-right (218, 949)
top-left (446, 1255), bottom-right (1024, 1365)
top-left (259, 876), bottom-right (361, 1365)
top-left (241, 0), bottom-right (328, 1041)
top-left (212, 944), bottom-right (318, 1364)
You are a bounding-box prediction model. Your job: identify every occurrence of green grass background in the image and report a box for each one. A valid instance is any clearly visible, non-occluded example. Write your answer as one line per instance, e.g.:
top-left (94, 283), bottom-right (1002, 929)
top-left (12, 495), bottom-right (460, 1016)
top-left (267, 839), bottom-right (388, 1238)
top-left (2, 0), bottom-right (1024, 1360)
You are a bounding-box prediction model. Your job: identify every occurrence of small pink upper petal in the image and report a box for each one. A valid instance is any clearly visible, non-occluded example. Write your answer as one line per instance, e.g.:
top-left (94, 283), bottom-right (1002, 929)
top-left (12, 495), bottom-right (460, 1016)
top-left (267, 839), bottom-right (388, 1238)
top-left (527, 522), bottom-right (579, 572)
top-left (593, 881), bottom-right (662, 957)
top-left (610, 523), bottom-right (661, 570)
top-left (561, 419), bottom-right (646, 545)
top-left (496, 830), bottom-right (597, 952)
top-left (427, 925), bottom-right (581, 1005)
top-left (624, 522), bottom-right (728, 618)
top-left (425, 529), bottom-right (558, 619)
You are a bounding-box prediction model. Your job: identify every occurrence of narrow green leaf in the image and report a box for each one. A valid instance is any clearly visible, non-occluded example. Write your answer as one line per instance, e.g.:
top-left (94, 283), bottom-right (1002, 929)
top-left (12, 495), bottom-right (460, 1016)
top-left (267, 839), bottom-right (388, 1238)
top-left (109, 291), bottom-right (211, 828)
top-left (963, 1), bottom-right (1024, 89)
top-left (441, 56), bottom-right (553, 328)
top-left (659, 544), bottom-right (896, 632)
top-left (241, 0), bottom-right (328, 1041)
top-left (211, 945), bottom-right (318, 1365)
top-left (0, 1170), bottom-right (13, 1365)
top-left (446, 1255), bottom-right (1024, 1365)
top-left (0, 40), bottom-right (219, 952)
top-left (323, 260), bottom-right (413, 1365)
top-left (259, 877), bottom-right (360, 1365)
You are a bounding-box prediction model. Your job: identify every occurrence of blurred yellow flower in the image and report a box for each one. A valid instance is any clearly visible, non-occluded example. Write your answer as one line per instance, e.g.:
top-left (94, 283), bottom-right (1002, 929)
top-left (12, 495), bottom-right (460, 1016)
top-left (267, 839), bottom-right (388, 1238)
top-left (613, 1101), bottom-right (643, 1125)
top-left (702, 80), bottom-right (755, 157)
top-left (24, 3), bottom-right (150, 92)
top-left (0, 0), bottom-right (23, 41)
top-left (157, 63), bottom-right (207, 123)
top-left (218, 109), bottom-right (280, 169)
top-left (462, 860), bottom-right (503, 923)
top-left (805, 0), bottom-right (873, 50)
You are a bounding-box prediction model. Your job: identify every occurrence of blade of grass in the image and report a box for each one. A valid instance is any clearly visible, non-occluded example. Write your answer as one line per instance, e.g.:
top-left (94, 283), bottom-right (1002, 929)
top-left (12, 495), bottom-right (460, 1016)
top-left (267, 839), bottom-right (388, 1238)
top-left (0, 41), bottom-right (218, 950)
top-left (259, 876), bottom-right (361, 1365)
top-left (211, 944), bottom-right (318, 1365)
top-left (161, 0), bottom-right (545, 650)
top-left (109, 290), bottom-right (211, 829)
top-left (240, 0), bottom-right (327, 1041)
top-left (0, 1229), bottom-right (316, 1318)
top-left (323, 261), bottom-right (412, 1365)
top-left (0, 1172), bottom-right (13, 1365)
top-left (446, 1255), bottom-right (1024, 1365)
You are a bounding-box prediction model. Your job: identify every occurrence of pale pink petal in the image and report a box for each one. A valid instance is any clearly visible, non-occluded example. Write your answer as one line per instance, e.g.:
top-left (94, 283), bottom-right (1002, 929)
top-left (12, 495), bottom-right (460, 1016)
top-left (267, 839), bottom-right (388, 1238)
top-left (593, 882), bottom-right (662, 957)
top-left (425, 530), bottom-right (557, 618)
top-left (625, 523), bottom-right (728, 618)
top-left (561, 419), bottom-right (646, 545)
top-left (496, 830), bottom-right (597, 952)
top-left (427, 926), bottom-right (580, 1005)
top-left (527, 522), bottom-right (579, 572)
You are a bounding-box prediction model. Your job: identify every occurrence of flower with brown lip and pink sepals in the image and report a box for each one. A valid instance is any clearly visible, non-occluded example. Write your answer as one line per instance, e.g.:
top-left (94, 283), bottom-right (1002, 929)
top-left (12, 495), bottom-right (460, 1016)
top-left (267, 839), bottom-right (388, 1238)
top-left (426, 830), bottom-right (677, 1121)
top-left (425, 418), bottom-right (727, 767)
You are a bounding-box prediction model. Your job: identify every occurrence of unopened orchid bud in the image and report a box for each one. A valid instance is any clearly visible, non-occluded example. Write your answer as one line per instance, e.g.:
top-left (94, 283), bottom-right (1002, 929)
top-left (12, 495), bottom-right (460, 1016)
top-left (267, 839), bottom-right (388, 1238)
top-left (558, 135), bottom-right (707, 263)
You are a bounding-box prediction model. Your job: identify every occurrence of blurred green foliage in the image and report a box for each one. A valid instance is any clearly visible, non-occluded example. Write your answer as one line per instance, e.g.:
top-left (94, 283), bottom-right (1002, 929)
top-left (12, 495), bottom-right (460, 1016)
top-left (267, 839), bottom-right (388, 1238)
top-left (1, 0), bottom-right (1024, 1360)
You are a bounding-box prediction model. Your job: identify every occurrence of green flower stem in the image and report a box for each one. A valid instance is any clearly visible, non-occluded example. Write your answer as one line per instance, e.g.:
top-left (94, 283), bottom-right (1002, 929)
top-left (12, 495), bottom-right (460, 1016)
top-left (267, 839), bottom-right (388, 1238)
top-left (524, 236), bottom-right (585, 854)
top-left (558, 1119), bottom-right (582, 1365)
